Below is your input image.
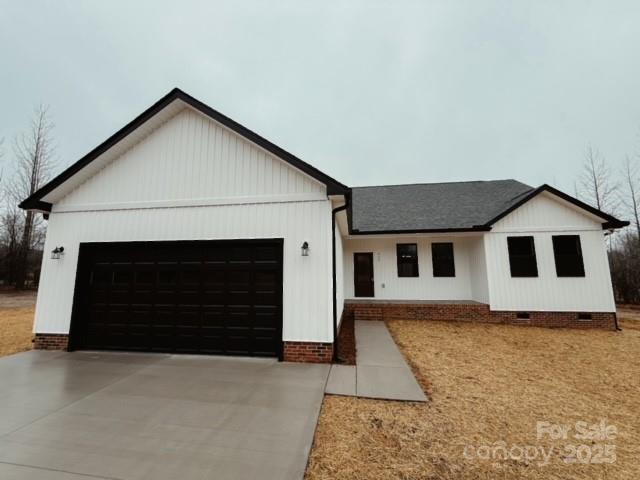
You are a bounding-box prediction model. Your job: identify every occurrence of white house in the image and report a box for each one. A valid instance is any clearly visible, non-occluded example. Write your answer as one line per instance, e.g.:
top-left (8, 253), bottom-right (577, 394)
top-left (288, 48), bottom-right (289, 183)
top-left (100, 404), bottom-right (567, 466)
top-left (20, 89), bottom-right (628, 362)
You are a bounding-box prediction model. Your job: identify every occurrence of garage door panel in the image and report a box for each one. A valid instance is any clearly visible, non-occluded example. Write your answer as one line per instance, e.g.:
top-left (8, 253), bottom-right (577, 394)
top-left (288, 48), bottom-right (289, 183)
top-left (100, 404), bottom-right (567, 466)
top-left (72, 240), bottom-right (282, 357)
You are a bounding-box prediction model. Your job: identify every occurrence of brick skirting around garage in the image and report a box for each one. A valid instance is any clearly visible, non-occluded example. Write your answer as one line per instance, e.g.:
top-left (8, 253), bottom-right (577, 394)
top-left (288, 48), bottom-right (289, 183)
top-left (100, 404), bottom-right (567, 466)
top-left (283, 341), bottom-right (333, 363)
top-left (345, 302), bottom-right (617, 331)
top-left (33, 333), bottom-right (69, 350)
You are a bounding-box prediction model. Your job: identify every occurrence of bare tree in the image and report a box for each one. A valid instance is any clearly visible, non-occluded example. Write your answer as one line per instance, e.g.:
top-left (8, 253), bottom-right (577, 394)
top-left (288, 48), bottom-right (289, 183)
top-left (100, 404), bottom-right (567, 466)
top-left (579, 145), bottom-right (619, 214)
top-left (9, 105), bottom-right (55, 289)
top-left (0, 205), bottom-right (24, 285)
top-left (622, 156), bottom-right (640, 241)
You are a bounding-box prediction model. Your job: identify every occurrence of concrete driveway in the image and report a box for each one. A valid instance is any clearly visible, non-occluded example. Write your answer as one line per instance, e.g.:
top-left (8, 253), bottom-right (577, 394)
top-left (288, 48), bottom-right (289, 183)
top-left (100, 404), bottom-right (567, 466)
top-left (0, 350), bottom-right (330, 480)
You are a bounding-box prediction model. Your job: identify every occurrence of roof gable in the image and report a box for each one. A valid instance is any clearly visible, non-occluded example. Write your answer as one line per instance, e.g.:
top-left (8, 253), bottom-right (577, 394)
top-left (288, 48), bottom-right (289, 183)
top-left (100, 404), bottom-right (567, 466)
top-left (492, 192), bottom-right (604, 231)
top-left (54, 108), bottom-right (326, 209)
top-left (20, 88), bottom-right (348, 211)
top-left (484, 184), bottom-right (627, 230)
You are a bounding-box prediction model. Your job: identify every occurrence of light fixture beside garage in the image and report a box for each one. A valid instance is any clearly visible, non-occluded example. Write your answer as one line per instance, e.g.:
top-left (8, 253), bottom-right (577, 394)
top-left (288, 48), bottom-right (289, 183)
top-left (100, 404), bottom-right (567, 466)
top-left (51, 246), bottom-right (64, 260)
top-left (301, 241), bottom-right (309, 256)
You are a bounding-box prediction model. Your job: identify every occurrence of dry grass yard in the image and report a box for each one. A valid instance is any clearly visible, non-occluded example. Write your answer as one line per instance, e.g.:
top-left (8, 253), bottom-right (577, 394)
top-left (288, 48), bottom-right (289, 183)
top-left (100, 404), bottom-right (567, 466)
top-left (0, 291), bottom-right (36, 357)
top-left (306, 312), bottom-right (640, 480)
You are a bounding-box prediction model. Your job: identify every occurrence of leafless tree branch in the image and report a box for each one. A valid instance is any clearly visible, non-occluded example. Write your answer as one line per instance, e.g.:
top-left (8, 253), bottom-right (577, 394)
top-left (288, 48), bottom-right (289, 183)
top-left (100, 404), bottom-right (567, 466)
top-left (578, 145), bottom-right (619, 215)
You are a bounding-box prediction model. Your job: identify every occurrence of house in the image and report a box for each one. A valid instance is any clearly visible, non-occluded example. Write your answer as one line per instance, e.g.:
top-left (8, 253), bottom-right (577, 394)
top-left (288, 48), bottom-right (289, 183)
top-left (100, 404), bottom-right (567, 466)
top-left (20, 88), bottom-right (628, 363)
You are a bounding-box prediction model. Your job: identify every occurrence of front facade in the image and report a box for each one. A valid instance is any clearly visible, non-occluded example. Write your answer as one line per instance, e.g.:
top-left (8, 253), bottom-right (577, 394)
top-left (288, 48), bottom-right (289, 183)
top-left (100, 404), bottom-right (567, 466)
top-left (340, 194), bottom-right (618, 329)
top-left (21, 89), bottom-right (627, 362)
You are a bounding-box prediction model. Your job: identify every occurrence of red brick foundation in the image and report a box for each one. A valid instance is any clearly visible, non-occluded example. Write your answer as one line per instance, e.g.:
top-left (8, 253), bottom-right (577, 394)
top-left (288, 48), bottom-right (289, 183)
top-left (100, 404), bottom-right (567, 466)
top-left (345, 302), bottom-right (617, 331)
top-left (33, 333), bottom-right (69, 350)
top-left (283, 341), bottom-right (333, 363)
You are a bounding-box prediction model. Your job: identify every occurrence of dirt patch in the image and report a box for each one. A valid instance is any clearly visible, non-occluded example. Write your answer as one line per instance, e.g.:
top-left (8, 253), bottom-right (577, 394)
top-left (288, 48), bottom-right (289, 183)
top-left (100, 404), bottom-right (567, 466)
top-left (306, 312), bottom-right (640, 479)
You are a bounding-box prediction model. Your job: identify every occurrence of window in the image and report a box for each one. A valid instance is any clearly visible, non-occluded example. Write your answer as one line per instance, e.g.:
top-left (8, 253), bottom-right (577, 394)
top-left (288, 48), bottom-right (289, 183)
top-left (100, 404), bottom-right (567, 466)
top-left (397, 244), bottom-right (419, 277)
top-left (431, 243), bottom-right (455, 277)
top-left (507, 236), bottom-right (538, 277)
top-left (552, 235), bottom-right (585, 277)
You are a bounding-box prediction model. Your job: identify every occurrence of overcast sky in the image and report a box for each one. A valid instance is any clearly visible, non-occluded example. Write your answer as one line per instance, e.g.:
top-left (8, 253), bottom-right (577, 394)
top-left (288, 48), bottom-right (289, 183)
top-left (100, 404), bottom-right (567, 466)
top-left (1, 1), bottom-right (639, 194)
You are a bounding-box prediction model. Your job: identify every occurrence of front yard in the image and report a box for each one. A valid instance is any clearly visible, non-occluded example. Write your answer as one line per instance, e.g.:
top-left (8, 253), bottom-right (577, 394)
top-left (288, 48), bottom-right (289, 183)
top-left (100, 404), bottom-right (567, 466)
top-left (306, 313), bottom-right (640, 480)
top-left (0, 296), bottom-right (637, 479)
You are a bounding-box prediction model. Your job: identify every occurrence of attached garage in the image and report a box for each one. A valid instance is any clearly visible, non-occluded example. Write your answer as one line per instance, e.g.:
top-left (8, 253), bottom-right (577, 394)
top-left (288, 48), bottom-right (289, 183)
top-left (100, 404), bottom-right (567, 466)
top-left (20, 88), bottom-right (349, 363)
top-left (69, 239), bottom-right (283, 357)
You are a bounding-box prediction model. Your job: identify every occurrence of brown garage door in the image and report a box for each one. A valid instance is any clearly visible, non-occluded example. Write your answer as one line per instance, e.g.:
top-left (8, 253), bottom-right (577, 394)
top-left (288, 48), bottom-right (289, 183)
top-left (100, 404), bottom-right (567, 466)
top-left (69, 239), bottom-right (283, 358)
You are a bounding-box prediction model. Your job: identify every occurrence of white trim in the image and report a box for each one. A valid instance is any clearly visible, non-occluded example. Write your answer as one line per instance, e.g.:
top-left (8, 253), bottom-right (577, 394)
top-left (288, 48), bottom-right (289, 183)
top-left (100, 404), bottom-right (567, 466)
top-left (52, 193), bottom-right (327, 213)
top-left (488, 226), bottom-right (602, 234)
top-left (343, 231), bottom-right (486, 240)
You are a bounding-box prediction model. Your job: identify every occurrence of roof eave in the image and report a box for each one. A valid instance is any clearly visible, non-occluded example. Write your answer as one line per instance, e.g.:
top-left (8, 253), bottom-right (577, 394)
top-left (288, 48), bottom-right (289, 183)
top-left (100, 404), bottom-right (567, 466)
top-left (603, 220), bottom-right (630, 230)
top-left (349, 225), bottom-right (492, 235)
top-left (18, 199), bottom-right (52, 213)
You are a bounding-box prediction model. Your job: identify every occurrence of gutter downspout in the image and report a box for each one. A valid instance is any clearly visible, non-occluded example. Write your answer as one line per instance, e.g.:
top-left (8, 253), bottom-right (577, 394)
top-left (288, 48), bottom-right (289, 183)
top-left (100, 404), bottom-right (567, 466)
top-left (331, 196), bottom-right (349, 362)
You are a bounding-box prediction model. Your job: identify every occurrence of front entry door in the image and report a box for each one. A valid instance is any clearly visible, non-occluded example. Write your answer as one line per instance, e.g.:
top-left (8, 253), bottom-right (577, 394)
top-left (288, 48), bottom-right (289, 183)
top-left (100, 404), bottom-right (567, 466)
top-left (354, 252), bottom-right (374, 297)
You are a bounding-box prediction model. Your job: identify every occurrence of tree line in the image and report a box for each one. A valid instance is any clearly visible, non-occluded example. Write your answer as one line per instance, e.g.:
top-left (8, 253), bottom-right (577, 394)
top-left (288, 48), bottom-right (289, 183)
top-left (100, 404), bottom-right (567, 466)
top-left (0, 106), bottom-right (55, 289)
top-left (576, 143), bottom-right (640, 304)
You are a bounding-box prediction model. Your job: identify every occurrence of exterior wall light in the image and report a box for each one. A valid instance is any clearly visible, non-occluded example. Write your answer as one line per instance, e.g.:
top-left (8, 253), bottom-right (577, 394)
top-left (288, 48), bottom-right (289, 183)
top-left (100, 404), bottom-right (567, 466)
top-left (301, 241), bottom-right (309, 256)
top-left (51, 246), bottom-right (64, 260)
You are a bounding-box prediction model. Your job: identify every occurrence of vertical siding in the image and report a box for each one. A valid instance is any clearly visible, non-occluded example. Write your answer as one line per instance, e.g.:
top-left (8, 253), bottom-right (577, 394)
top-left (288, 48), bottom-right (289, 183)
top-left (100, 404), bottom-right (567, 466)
top-left (56, 108), bottom-right (324, 208)
top-left (468, 236), bottom-right (490, 303)
top-left (486, 194), bottom-right (616, 312)
top-left (36, 200), bottom-right (334, 343)
top-left (334, 217), bottom-right (345, 325)
top-left (484, 231), bottom-right (615, 311)
top-left (342, 236), bottom-right (475, 300)
top-left (493, 193), bottom-right (601, 231)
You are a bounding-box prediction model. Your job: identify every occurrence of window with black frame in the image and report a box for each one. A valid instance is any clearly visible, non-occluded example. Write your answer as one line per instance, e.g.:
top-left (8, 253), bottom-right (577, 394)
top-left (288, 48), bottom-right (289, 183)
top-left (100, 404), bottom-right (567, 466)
top-left (507, 236), bottom-right (538, 277)
top-left (396, 243), bottom-right (419, 277)
top-left (431, 242), bottom-right (455, 277)
top-left (552, 235), bottom-right (585, 277)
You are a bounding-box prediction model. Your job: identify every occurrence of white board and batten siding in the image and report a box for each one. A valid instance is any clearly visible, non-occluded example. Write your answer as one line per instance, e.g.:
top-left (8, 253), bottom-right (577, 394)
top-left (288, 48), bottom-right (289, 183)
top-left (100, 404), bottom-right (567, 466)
top-left (484, 192), bottom-right (616, 312)
top-left (468, 236), bottom-right (489, 304)
top-left (35, 106), bottom-right (336, 343)
top-left (341, 192), bottom-right (615, 313)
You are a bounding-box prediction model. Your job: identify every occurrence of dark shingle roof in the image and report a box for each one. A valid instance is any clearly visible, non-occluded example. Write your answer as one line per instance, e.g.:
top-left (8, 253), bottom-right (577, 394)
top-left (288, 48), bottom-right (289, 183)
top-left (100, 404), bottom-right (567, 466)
top-left (350, 179), bottom-right (534, 233)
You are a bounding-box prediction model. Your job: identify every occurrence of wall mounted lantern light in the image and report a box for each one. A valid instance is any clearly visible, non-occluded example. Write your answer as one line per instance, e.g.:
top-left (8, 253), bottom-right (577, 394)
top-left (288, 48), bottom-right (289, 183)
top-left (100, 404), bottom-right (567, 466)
top-left (51, 246), bottom-right (64, 260)
top-left (301, 241), bottom-right (309, 257)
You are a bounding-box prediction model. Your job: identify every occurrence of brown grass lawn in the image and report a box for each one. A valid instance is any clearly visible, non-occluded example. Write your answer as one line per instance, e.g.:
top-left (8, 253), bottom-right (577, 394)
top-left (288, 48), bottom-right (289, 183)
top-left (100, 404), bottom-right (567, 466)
top-left (0, 291), bottom-right (36, 357)
top-left (0, 307), bottom-right (35, 357)
top-left (306, 312), bottom-right (640, 480)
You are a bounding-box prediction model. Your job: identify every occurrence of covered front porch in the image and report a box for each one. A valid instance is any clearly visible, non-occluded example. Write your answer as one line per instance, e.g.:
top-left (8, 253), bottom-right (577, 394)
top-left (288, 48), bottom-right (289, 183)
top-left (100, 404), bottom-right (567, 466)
top-left (341, 233), bottom-right (489, 305)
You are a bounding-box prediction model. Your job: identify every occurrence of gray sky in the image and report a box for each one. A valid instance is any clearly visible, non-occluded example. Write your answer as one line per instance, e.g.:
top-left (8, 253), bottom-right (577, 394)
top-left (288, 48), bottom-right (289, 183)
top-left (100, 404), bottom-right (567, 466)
top-left (1, 1), bottom-right (639, 194)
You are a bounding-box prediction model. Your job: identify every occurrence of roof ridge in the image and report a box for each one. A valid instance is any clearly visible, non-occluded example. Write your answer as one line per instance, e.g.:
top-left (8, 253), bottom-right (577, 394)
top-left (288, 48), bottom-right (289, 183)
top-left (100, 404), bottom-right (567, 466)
top-left (351, 179), bottom-right (525, 189)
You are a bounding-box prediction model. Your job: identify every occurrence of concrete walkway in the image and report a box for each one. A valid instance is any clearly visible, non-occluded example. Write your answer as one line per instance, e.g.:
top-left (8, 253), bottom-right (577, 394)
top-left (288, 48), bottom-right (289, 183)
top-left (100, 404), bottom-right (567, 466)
top-left (325, 321), bottom-right (427, 402)
top-left (0, 350), bottom-right (329, 480)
